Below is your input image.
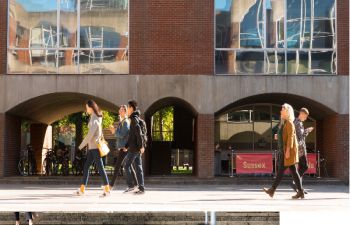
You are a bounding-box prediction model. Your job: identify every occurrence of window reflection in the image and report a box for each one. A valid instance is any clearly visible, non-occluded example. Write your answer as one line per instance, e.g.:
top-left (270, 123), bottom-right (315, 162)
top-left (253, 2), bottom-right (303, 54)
top-left (215, 104), bottom-right (317, 152)
top-left (266, 0), bottom-right (285, 48)
top-left (215, 0), bottom-right (264, 49)
top-left (79, 49), bottom-right (128, 74)
top-left (236, 51), bottom-right (265, 74)
top-left (215, 0), bottom-right (336, 75)
top-left (266, 51), bottom-right (286, 74)
top-left (253, 105), bottom-right (271, 151)
top-left (8, 0), bottom-right (129, 74)
top-left (8, 50), bottom-right (57, 74)
top-left (60, 0), bottom-right (78, 48)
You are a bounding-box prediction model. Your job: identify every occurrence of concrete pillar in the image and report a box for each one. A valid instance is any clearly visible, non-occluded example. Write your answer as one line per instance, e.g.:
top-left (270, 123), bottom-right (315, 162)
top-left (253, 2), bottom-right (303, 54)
top-left (195, 114), bottom-right (214, 178)
top-left (30, 123), bottom-right (48, 173)
top-left (41, 125), bottom-right (52, 174)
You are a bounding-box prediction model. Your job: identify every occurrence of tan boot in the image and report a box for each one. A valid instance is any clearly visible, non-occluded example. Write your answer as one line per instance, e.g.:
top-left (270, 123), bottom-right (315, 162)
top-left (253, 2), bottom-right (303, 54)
top-left (74, 185), bottom-right (85, 195)
top-left (263, 187), bottom-right (275, 198)
top-left (100, 185), bottom-right (111, 197)
top-left (292, 190), bottom-right (305, 199)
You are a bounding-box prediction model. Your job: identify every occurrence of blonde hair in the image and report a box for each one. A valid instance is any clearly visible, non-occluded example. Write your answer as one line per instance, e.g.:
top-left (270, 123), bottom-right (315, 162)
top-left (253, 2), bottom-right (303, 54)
top-left (120, 105), bottom-right (128, 119)
top-left (282, 103), bottom-right (295, 122)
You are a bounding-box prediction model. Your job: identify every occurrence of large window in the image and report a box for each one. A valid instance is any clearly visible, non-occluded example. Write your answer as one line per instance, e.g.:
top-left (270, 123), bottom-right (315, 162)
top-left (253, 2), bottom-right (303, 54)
top-left (215, 0), bottom-right (336, 75)
top-left (8, 0), bottom-right (128, 74)
top-left (215, 104), bottom-right (317, 152)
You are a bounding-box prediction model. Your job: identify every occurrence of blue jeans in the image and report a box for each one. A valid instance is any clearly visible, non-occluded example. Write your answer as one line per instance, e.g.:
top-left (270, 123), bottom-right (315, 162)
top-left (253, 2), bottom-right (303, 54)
top-left (124, 151), bottom-right (144, 190)
top-left (82, 149), bottom-right (109, 186)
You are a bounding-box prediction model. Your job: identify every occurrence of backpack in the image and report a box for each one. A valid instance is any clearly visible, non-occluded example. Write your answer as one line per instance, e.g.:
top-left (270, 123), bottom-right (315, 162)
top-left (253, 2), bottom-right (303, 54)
top-left (135, 118), bottom-right (148, 148)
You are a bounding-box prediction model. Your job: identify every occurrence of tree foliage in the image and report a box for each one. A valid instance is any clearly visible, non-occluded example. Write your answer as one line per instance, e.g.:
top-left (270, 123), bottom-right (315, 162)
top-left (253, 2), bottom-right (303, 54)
top-left (52, 111), bottom-right (118, 140)
top-left (152, 106), bottom-right (174, 141)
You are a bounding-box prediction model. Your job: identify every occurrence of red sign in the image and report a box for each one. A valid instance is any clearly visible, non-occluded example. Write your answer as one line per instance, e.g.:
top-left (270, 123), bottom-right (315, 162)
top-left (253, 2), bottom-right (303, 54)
top-left (306, 153), bottom-right (317, 174)
top-left (284, 153), bottom-right (317, 174)
top-left (236, 153), bottom-right (273, 174)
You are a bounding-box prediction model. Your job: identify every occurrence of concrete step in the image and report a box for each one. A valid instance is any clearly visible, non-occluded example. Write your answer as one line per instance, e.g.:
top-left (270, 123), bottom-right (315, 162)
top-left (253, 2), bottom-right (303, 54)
top-left (0, 175), bottom-right (344, 186)
top-left (0, 212), bottom-right (279, 225)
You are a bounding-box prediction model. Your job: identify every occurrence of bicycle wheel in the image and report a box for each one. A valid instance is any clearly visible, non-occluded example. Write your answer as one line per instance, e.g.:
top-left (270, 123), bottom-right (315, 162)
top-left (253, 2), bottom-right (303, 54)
top-left (43, 158), bottom-right (51, 176)
top-left (62, 161), bottom-right (69, 176)
top-left (18, 159), bottom-right (29, 176)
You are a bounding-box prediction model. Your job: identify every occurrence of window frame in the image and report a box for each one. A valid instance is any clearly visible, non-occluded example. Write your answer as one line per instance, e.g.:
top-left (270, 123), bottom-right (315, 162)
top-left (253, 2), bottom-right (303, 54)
top-left (214, 0), bottom-right (337, 75)
top-left (7, 0), bottom-right (130, 75)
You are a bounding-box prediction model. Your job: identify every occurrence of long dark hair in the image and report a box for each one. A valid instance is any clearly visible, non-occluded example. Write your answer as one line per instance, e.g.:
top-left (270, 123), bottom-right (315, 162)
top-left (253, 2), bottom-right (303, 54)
top-left (86, 100), bottom-right (102, 117)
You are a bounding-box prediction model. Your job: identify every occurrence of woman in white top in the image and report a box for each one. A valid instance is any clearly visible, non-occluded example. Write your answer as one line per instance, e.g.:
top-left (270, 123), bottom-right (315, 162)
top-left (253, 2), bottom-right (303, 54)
top-left (75, 100), bottom-right (110, 197)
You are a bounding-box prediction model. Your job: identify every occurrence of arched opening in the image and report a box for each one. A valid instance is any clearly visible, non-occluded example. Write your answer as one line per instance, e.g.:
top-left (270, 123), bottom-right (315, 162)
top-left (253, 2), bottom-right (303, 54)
top-left (214, 93), bottom-right (335, 177)
top-left (145, 97), bottom-right (197, 176)
top-left (4, 92), bottom-right (119, 176)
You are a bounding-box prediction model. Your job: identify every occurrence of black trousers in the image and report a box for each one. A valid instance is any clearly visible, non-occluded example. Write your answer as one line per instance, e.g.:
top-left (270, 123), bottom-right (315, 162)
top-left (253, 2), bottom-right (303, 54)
top-left (15, 212), bottom-right (32, 221)
top-left (110, 149), bottom-right (138, 187)
top-left (298, 155), bottom-right (309, 177)
top-left (272, 163), bottom-right (303, 192)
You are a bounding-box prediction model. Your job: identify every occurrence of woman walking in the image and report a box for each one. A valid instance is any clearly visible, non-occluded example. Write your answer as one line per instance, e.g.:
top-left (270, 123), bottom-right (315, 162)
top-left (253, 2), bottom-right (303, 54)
top-left (75, 100), bottom-right (110, 197)
top-left (263, 103), bottom-right (305, 199)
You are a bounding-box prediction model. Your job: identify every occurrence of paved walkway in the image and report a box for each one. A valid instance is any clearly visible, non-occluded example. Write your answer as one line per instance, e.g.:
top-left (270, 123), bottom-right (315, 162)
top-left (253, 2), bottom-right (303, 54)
top-left (0, 183), bottom-right (349, 224)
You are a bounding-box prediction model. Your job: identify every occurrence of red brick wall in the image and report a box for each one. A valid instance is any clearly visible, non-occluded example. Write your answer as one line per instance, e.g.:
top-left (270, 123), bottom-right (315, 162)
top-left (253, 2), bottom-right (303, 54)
top-left (337, 0), bottom-right (349, 75)
top-left (322, 114), bottom-right (349, 183)
top-left (0, 0), bottom-right (7, 74)
top-left (195, 114), bottom-right (214, 178)
top-left (129, 0), bottom-right (214, 75)
top-left (0, 114), bottom-right (21, 177)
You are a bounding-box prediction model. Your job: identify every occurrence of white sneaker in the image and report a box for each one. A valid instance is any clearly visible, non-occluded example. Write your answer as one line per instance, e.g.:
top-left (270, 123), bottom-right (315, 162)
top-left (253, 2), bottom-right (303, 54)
top-left (123, 187), bottom-right (137, 193)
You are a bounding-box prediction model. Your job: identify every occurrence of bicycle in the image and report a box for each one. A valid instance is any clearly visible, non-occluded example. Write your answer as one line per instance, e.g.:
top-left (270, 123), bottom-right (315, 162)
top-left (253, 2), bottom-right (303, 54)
top-left (18, 145), bottom-right (36, 176)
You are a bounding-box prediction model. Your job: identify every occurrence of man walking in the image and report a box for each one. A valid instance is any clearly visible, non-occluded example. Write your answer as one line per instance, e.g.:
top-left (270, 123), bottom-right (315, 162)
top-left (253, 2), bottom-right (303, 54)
top-left (109, 105), bottom-right (137, 190)
top-left (292, 107), bottom-right (314, 193)
top-left (124, 100), bottom-right (146, 194)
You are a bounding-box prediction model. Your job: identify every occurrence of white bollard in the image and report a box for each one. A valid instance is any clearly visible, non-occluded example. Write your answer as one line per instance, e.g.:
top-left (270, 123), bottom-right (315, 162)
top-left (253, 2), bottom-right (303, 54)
top-left (210, 211), bottom-right (216, 225)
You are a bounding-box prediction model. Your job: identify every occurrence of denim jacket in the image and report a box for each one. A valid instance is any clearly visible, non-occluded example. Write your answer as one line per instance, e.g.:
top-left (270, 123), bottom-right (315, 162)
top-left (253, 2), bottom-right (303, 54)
top-left (115, 118), bottom-right (130, 149)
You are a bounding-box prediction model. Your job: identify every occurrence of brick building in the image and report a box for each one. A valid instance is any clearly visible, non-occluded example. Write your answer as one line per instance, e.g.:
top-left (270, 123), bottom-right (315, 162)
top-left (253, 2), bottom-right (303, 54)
top-left (0, 0), bottom-right (348, 182)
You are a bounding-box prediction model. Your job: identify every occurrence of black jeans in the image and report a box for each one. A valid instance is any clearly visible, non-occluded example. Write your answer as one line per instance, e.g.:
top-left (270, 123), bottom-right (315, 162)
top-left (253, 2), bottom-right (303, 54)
top-left (110, 149), bottom-right (138, 187)
top-left (15, 212), bottom-right (32, 221)
top-left (124, 151), bottom-right (144, 191)
top-left (276, 150), bottom-right (284, 172)
top-left (298, 155), bottom-right (309, 177)
top-left (82, 149), bottom-right (109, 186)
top-left (272, 164), bottom-right (303, 192)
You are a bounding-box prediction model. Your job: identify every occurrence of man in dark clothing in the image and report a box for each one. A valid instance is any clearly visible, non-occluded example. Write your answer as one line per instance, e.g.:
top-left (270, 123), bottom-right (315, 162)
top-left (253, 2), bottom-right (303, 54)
top-left (292, 107), bottom-right (314, 193)
top-left (124, 100), bottom-right (145, 194)
top-left (109, 105), bottom-right (137, 190)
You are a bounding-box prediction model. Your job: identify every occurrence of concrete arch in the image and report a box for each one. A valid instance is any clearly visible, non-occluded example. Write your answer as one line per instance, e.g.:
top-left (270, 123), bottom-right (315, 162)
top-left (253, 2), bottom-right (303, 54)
top-left (144, 97), bottom-right (198, 118)
top-left (6, 92), bottom-right (119, 124)
top-left (215, 93), bottom-right (336, 120)
top-left (212, 75), bottom-right (349, 116)
top-left (1, 75), bottom-right (348, 116)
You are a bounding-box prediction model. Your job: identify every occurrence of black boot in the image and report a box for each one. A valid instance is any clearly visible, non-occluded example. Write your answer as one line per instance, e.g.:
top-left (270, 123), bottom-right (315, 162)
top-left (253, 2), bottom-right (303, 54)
top-left (263, 187), bottom-right (275, 198)
top-left (292, 190), bottom-right (305, 199)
